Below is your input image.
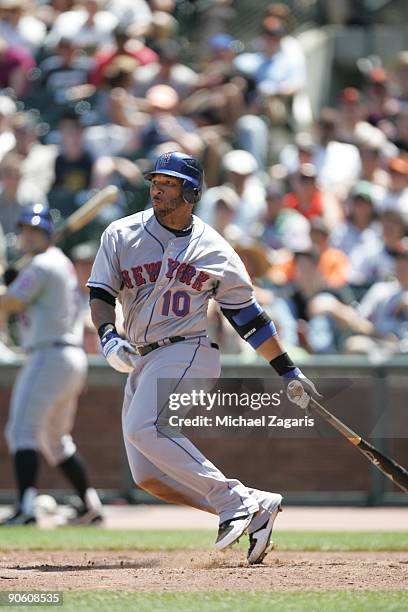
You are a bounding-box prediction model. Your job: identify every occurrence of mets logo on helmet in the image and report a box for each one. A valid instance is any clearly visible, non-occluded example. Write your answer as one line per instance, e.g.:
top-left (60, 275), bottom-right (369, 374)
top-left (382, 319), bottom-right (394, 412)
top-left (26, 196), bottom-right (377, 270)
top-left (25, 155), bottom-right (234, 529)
top-left (160, 153), bottom-right (172, 166)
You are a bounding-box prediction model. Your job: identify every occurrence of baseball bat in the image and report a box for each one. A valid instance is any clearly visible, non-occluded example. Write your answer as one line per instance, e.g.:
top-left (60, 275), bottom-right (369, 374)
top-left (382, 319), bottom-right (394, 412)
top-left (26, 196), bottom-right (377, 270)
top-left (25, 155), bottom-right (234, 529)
top-left (287, 380), bottom-right (408, 493)
top-left (7, 186), bottom-right (119, 275)
top-left (53, 185), bottom-right (119, 243)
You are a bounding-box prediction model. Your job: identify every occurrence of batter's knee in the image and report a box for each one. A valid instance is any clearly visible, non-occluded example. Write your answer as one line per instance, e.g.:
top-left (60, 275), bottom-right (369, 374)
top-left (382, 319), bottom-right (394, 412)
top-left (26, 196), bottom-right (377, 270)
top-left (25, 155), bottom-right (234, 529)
top-left (5, 422), bottom-right (38, 454)
top-left (125, 423), bottom-right (157, 453)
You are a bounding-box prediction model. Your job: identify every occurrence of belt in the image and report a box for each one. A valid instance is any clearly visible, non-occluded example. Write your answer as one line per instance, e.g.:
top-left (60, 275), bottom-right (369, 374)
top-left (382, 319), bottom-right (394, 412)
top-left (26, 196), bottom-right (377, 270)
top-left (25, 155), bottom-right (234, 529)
top-left (27, 341), bottom-right (82, 353)
top-left (135, 335), bottom-right (218, 357)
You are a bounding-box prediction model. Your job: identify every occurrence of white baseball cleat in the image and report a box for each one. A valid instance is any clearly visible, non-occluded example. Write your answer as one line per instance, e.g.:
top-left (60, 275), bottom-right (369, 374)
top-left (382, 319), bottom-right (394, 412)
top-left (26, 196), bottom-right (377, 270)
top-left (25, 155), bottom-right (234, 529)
top-left (215, 513), bottom-right (255, 551)
top-left (247, 493), bottom-right (283, 564)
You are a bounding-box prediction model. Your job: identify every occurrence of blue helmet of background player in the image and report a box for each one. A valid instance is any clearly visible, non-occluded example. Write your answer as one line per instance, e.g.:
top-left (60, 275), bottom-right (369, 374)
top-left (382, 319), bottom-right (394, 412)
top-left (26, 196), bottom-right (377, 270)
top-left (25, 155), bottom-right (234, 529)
top-left (144, 151), bottom-right (203, 204)
top-left (17, 203), bottom-right (54, 236)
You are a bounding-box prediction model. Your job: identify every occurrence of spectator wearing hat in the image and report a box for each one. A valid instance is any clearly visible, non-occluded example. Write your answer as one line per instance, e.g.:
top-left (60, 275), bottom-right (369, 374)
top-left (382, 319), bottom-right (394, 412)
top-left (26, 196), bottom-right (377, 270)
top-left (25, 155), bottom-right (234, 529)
top-left (364, 67), bottom-right (400, 132)
top-left (211, 186), bottom-right (245, 242)
top-left (382, 156), bottom-right (408, 222)
top-left (331, 181), bottom-right (385, 285)
top-left (337, 87), bottom-right (368, 143)
top-left (283, 163), bottom-right (342, 229)
top-left (278, 131), bottom-right (316, 175)
top-left (196, 149), bottom-right (266, 229)
top-left (353, 122), bottom-right (390, 189)
top-left (46, 0), bottom-right (118, 53)
top-left (0, 0), bottom-right (46, 53)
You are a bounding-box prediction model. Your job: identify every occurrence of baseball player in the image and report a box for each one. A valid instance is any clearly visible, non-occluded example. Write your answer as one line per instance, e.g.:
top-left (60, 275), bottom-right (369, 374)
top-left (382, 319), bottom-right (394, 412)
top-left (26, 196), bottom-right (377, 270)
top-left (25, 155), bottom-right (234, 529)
top-left (88, 152), bottom-right (320, 564)
top-left (0, 204), bottom-right (103, 526)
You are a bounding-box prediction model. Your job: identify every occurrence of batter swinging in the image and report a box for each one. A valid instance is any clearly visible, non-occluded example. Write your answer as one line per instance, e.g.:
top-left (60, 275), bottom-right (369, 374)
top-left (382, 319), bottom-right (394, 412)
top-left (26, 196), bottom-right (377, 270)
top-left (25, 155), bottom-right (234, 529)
top-left (88, 152), bottom-right (320, 564)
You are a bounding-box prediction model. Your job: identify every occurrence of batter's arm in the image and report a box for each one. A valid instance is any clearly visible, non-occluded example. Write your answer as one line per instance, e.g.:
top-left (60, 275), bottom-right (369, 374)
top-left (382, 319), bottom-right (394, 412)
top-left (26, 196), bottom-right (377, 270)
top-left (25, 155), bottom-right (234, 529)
top-left (90, 297), bottom-right (116, 332)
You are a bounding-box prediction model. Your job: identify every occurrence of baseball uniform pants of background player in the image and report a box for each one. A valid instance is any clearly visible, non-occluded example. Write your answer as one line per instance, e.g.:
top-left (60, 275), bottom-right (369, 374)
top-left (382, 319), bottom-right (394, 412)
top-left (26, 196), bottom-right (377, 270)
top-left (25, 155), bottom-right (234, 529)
top-left (122, 336), bottom-right (277, 528)
top-left (6, 345), bottom-right (87, 464)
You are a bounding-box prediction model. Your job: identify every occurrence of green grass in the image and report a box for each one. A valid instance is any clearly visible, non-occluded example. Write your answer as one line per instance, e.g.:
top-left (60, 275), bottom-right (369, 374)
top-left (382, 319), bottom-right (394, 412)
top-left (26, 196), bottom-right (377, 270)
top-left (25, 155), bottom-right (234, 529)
top-left (0, 529), bottom-right (407, 551)
top-left (4, 592), bottom-right (408, 612)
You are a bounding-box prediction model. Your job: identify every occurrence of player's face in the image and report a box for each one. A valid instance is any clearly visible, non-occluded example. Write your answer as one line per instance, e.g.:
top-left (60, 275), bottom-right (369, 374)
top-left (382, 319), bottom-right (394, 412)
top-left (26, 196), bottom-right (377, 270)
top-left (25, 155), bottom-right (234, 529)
top-left (18, 225), bottom-right (50, 255)
top-left (150, 174), bottom-right (186, 220)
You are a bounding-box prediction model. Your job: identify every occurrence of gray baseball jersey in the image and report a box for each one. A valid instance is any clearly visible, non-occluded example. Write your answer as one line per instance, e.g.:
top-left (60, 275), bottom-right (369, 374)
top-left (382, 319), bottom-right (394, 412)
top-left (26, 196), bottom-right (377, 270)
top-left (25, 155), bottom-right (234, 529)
top-left (87, 208), bottom-right (256, 344)
top-left (8, 246), bottom-right (83, 351)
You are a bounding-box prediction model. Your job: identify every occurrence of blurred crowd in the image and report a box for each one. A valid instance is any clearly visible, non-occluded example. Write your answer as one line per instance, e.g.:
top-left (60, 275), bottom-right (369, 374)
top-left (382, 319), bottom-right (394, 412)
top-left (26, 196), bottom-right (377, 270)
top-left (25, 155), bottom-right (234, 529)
top-left (0, 0), bottom-right (407, 360)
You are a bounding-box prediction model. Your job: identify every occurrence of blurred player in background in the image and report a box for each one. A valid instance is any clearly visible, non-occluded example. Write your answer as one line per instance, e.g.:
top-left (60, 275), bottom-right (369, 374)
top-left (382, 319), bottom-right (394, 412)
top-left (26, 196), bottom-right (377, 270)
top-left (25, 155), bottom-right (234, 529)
top-left (0, 204), bottom-right (102, 525)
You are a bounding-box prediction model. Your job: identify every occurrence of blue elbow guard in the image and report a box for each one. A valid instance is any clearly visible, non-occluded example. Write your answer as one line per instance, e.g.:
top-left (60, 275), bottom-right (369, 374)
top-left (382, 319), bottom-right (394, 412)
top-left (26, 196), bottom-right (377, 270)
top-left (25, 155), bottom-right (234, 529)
top-left (221, 302), bottom-right (277, 349)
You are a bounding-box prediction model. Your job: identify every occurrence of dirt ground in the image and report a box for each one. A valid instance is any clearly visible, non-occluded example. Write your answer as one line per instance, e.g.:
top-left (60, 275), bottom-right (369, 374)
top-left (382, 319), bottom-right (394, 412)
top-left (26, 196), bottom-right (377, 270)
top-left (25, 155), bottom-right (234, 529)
top-left (0, 550), bottom-right (407, 592)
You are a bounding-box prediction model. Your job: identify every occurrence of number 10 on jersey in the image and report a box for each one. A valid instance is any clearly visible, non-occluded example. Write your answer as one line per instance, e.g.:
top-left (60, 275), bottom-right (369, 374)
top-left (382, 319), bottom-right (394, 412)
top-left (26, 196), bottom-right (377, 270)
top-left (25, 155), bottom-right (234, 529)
top-left (161, 290), bottom-right (191, 317)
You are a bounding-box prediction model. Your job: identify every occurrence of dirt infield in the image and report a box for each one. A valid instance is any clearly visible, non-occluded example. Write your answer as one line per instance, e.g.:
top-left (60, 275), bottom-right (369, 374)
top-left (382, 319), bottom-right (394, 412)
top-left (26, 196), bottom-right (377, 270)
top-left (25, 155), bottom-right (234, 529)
top-left (0, 550), bottom-right (407, 592)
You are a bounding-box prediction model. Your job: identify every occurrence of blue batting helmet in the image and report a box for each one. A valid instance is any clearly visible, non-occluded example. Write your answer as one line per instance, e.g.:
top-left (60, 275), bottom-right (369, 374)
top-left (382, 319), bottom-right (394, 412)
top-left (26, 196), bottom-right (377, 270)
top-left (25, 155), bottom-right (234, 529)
top-left (17, 203), bottom-right (54, 236)
top-left (144, 151), bottom-right (203, 204)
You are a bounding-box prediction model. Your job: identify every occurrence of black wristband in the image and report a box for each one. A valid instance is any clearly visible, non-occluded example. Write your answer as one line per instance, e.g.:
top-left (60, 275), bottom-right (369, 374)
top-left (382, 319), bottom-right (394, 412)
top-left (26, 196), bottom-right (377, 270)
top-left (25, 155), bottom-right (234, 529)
top-left (269, 352), bottom-right (297, 376)
top-left (97, 323), bottom-right (117, 340)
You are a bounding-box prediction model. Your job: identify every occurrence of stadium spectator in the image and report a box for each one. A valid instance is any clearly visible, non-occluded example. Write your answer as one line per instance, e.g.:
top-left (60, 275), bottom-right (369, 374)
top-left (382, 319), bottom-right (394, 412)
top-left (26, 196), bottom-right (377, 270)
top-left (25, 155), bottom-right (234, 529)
top-left (196, 149), bottom-right (266, 228)
top-left (330, 181), bottom-right (382, 284)
top-left (0, 0), bottom-right (46, 53)
top-left (365, 68), bottom-right (400, 127)
top-left (309, 217), bottom-right (350, 287)
top-left (311, 250), bottom-right (408, 356)
top-left (337, 87), bottom-right (367, 143)
top-left (0, 95), bottom-right (16, 162)
top-left (133, 40), bottom-right (199, 99)
top-left (90, 25), bottom-right (157, 87)
top-left (208, 240), bottom-right (300, 355)
top-left (138, 84), bottom-right (204, 160)
top-left (12, 112), bottom-right (58, 197)
top-left (258, 180), bottom-right (310, 251)
top-left (285, 250), bottom-right (351, 353)
top-left (233, 15), bottom-right (307, 124)
top-left (46, 0), bottom-right (118, 52)
top-left (39, 37), bottom-right (93, 105)
top-left (51, 112), bottom-right (94, 194)
top-left (350, 209), bottom-right (408, 284)
top-left (354, 123), bottom-right (390, 189)
top-left (0, 35), bottom-right (35, 98)
top-left (283, 163), bottom-right (342, 229)
top-left (381, 156), bottom-right (408, 221)
top-left (0, 152), bottom-right (46, 236)
top-left (312, 108), bottom-right (360, 199)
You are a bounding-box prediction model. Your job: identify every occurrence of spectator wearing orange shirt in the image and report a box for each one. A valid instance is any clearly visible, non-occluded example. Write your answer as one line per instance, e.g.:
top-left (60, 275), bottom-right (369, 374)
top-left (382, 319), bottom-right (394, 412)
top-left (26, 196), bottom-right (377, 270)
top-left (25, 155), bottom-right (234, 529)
top-left (309, 217), bottom-right (350, 287)
top-left (283, 163), bottom-right (342, 229)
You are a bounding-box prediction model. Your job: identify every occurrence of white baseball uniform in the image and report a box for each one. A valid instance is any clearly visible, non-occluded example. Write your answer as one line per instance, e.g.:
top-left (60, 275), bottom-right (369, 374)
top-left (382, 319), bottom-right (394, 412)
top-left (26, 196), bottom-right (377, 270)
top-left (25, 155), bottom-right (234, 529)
top-left (88, 208), bottom-right (272, 522)
top-left (5, 246), bottom-right (87, 466)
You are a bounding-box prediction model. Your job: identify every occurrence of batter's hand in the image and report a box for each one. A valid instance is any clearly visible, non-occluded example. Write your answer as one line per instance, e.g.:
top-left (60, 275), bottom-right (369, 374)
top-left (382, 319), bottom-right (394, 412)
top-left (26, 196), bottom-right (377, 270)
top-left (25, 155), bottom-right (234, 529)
top-left (101, 329), bottom-right (137, 373)
top-left (283, 373), bottom-right (321, 410)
